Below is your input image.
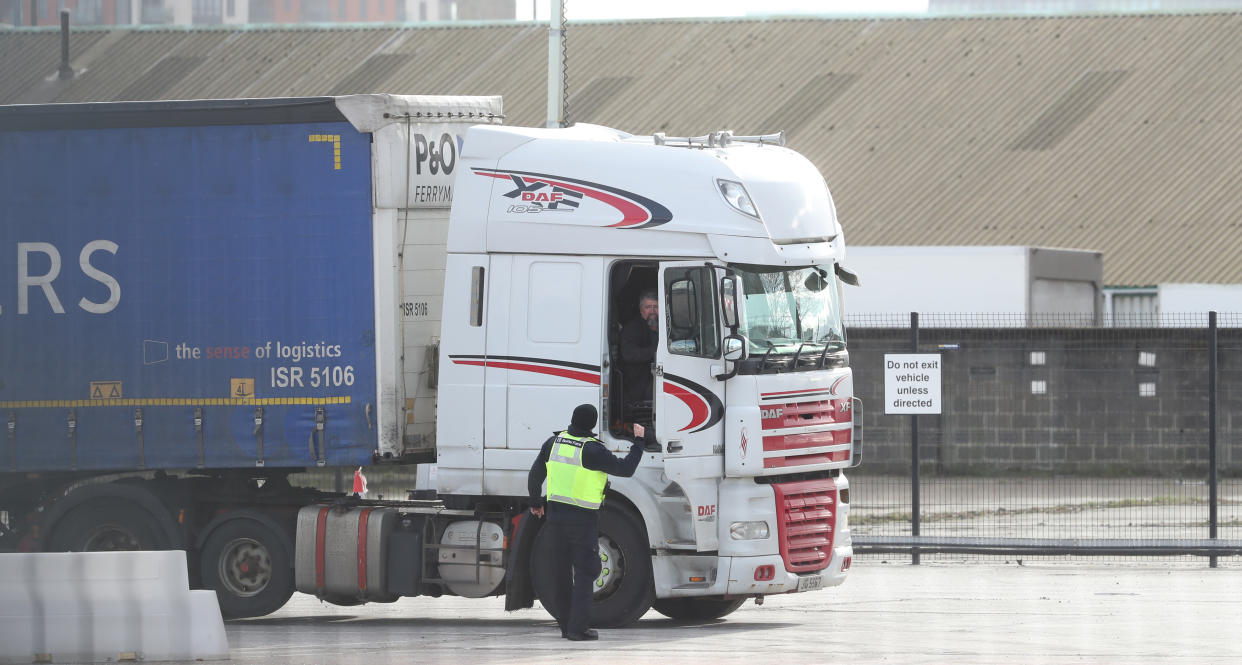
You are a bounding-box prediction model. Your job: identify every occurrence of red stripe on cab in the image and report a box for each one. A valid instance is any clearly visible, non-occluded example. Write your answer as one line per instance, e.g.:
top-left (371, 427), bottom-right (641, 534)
top-left (663, 381), bottom-right (708, 432)
top-left (452, 360), bottom-right (600, 385)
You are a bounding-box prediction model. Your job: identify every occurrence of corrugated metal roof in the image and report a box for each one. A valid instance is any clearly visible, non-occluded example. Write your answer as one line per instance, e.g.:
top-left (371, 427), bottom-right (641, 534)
top-left (2, 14), bottom-right (1241, 285)
top-left (0, 30), bottom-right (107, 101)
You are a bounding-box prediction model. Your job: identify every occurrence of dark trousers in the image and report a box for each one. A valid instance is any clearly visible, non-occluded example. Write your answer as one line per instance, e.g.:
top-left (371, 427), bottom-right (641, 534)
top-left (547, 516), bottom-right (602, 635)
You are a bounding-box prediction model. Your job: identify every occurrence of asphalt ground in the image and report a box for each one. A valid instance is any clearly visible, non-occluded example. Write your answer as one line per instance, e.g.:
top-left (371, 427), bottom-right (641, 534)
top-left (216, 562), bottom-right (1242, 665)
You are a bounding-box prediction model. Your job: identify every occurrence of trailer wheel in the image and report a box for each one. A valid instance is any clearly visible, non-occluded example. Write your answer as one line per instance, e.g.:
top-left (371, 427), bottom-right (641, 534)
top-left (652, 597), bottom-right (747, 621)
top-left (200, 516), bottom-right (295, 619)
top-left (44, 501), bottom-right (171, 552)
top-left (531, 504), bottom-right (654, 628)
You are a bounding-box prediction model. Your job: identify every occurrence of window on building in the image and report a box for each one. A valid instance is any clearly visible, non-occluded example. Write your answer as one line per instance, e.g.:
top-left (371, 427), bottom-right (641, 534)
top-left (250, 0), bottom-right (273, 21)
top-left (141, 0), bottom-right (170, 23)
top-left (75, 0), bottom-right (102, 23)
top-left (192, 0), bottom-right (223, 23)
top-left (4, 0), bottom-right (22, 25)
top-left (301, 0), bottom-right (330, 21)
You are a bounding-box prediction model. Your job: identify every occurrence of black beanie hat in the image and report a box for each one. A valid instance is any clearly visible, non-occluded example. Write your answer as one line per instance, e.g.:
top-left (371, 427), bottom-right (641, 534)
top-left (571, 403), bottom-right (598, 430)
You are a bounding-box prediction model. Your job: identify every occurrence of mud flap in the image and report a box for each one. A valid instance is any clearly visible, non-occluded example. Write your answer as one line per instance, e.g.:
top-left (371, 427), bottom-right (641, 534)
top-left (504, 511), bottom-right (539, 611)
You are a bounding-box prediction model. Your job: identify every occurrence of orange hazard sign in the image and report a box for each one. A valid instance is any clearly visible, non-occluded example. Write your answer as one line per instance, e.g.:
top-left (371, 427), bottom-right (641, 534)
top-left (231, 378), bottom-right (255, 399)
top-left (90, 381), bottom-right (122, 399)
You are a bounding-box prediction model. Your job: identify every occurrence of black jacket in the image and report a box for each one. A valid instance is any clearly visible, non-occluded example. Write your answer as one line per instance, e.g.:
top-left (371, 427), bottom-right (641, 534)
top-left (528, 423), bottom-right (644, 522)
top-left (619, 318), bottom-right (658, 403)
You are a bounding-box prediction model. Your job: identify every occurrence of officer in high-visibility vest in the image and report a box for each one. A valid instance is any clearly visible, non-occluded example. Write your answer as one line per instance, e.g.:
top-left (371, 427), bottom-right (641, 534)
top-left (527, 403), bottom-right (646, 641)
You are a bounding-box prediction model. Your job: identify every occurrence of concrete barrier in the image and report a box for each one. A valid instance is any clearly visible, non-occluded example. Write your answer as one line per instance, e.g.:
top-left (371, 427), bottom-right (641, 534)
top-left (0, 551), bottom-right (228, 664)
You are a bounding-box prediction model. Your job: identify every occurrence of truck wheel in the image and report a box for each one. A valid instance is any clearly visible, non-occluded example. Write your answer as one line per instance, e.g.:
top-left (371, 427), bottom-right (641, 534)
top-left (199, 516), bottom-right (295, 619)
top-left (652, 597), bottom-right (747, 621)
top-left (44, 501), bottom-right (170, 552)
top-left (531, 504), bottom-right (655, 628)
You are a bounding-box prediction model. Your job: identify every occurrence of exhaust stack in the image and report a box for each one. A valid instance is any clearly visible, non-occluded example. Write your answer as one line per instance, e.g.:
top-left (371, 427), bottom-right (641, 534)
top-left (58, 9), bottom-right (74, 80)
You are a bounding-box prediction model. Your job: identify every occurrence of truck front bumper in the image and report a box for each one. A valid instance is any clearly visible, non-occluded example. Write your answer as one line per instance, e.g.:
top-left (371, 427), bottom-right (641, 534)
top-left (652, 538), bottom-right (852, 599)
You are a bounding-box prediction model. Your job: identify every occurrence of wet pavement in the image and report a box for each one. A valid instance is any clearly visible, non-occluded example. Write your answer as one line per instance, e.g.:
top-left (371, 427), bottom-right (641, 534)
top-left (218, 562), bottom-right (1241, 665)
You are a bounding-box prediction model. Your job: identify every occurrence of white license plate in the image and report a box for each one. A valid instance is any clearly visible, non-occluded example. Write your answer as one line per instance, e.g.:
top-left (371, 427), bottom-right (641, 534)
top-left (796, 575), bottom-right (824, 592)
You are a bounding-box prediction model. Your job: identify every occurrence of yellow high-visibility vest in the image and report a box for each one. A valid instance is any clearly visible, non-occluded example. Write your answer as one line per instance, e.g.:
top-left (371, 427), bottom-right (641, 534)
top-left (545, 431), bottom-right (607, 510)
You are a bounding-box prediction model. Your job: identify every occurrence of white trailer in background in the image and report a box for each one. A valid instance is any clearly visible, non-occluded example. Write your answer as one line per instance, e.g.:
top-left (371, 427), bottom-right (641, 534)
top-left (1106, 283), bottom-right (1242, 326)
top-left (843, 246), bottom-right (1103, 325)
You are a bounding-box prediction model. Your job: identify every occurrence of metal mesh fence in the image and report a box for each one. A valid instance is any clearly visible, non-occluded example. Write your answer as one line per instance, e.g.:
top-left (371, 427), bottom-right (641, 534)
top-left (847, 312), bottom-right (1242, 566)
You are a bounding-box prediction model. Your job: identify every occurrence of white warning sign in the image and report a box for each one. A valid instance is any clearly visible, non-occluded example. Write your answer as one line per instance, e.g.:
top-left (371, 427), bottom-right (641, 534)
top-left (884, 354), bottom-right (941, 414)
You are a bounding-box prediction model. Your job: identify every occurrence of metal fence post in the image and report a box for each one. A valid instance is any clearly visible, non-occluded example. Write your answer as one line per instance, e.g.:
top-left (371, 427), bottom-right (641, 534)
top-left (1209, 311), bottom-right (1218, 568)
top-left (911, 312), bottom-right (921, 565)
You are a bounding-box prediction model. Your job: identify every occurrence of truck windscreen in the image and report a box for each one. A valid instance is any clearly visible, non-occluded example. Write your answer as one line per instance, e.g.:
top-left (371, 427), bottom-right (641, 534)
top-left (735, 265), bottom-right (846, 359)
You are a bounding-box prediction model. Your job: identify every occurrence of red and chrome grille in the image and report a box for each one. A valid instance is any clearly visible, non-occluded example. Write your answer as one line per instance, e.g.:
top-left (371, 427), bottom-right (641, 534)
top-left (760, 396), bottom-right (852, 470)
top-left (772, 478), bottom-right (837, 572)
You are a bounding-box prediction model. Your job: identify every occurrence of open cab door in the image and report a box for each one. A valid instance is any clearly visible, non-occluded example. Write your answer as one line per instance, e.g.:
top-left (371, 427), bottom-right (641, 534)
top-left (654, 262), bottom-right (726, 457)
top-left (649, 262), bottom-right (730, 552)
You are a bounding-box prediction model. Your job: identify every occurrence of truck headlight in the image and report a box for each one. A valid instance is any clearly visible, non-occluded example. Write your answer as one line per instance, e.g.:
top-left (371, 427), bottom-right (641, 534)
top-left (717, 179), bottom-right (760, 220)
top-left (729, 521), bottom-right (770, 540)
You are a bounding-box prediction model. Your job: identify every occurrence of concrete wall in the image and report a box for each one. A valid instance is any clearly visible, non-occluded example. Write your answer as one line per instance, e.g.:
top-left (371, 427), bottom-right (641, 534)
top-left (849, 325), bottom-right (1242, 475)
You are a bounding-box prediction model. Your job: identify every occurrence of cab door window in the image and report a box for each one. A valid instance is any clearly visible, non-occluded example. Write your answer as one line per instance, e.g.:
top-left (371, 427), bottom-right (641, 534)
top-left (664, 266), bottom-right (720, 358)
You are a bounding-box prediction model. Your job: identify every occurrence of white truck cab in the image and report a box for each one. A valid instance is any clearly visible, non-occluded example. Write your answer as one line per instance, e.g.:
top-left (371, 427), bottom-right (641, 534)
top-left (427, 123), bottom-right (858, 618)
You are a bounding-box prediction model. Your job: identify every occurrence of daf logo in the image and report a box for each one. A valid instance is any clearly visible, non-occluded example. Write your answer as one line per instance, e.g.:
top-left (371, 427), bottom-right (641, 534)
top-left (760, 408), bottom-right (783, 419)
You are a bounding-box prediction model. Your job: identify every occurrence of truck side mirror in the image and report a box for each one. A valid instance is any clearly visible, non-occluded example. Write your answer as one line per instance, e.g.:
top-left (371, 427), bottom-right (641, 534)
top-left (720, 276), bottom-right (739, 329)
top-left (835, 263), bottom-right (860, 287)
top-left (803, 268), bottom-right (828, 292)
top-left (715, 334), bottom-right (747, 381)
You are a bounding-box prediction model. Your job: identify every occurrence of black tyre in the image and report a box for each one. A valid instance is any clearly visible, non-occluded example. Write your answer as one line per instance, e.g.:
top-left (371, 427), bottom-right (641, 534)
top-left (652, 597), bottom-right (747, 621)
top-left (44, 501), bottom-right (171, 552)
top-left (531, 504), bottom-right (655, 628)
top-left (199, 515), bottom-right (295, 619)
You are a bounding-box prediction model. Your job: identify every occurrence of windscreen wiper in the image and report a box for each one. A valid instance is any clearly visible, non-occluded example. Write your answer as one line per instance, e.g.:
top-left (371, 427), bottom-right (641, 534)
top-left (760, 341), bottom-right (778, 373)
top-left (792, 342), bottom-right (810, 368)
